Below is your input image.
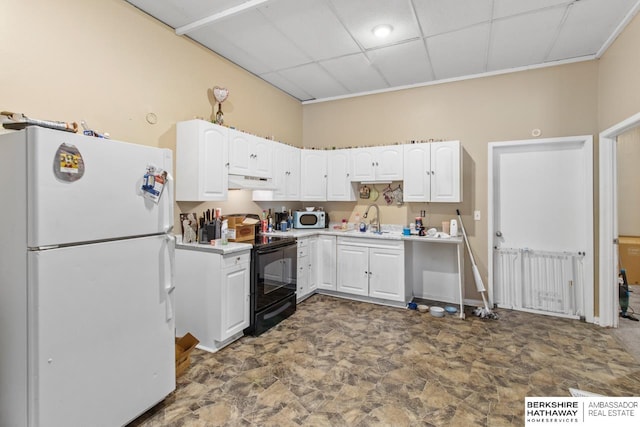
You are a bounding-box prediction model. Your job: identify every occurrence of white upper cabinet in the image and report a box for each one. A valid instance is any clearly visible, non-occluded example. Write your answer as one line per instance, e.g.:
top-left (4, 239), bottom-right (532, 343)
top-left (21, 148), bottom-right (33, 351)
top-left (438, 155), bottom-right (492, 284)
top-left (228, 129), bottom-right (272, 178)
top-left (300, 150), bottom-right (327, 201)
top-left (327, 150), bottom-right (355, 201)
top-left (403, 141), bottom-right (461, 203)
top-left (253, 143), bottom-right (300, 201)
top-left (176, 120), bottom-right (228, 201)
top-left (351, 145), bottom-right (403, 181)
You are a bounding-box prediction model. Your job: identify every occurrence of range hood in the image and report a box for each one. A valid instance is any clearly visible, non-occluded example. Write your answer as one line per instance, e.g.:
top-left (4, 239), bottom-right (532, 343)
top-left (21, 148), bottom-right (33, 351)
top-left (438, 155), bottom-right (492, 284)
top-left (227, 174), bottom-right (276, 190)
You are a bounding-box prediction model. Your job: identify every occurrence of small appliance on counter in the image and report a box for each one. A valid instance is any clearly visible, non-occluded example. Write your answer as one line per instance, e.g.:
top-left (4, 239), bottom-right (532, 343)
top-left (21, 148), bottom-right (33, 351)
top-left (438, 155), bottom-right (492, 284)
top-left (293, 209), bottom-right (326, 229)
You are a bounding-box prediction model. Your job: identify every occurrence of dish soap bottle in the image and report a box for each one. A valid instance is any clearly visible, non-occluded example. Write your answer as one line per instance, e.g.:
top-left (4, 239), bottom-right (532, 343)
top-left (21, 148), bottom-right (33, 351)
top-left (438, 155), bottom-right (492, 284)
top-left (221, 219), bottom-right (228, 245)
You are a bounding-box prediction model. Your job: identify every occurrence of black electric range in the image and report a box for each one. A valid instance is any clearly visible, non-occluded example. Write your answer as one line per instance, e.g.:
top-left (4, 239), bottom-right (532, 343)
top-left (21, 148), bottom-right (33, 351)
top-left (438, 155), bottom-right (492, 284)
top-left (244, 230), bottom-right (298, 336)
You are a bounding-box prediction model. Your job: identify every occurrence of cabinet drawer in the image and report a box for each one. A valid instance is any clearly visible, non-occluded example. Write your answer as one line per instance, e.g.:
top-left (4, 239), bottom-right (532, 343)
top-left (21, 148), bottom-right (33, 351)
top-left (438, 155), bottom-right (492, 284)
top-left (297, 239), bottom-right (308, 248)
top-left (298, 247), bottom-right (308, 258)
top-left (223, 252), bottom-right (250, 269)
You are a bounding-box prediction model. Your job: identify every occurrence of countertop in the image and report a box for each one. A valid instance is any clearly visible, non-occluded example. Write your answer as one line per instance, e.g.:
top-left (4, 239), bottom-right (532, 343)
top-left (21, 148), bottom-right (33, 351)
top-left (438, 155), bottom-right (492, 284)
top-left (175, 236), bottom-right (252, 255)
top-left (263, 226), bottom-right (463, 244)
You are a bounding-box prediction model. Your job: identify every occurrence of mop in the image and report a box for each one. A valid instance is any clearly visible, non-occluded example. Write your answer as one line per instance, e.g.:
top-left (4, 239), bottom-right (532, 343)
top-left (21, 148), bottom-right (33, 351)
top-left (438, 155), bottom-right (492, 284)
top-left (456, 209), bottom-right (498, 320)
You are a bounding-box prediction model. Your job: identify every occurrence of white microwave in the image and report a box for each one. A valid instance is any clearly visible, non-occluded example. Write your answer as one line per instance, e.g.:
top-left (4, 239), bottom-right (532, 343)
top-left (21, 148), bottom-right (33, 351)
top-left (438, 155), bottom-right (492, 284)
top-left (293, 211), bottom-right (326, 229)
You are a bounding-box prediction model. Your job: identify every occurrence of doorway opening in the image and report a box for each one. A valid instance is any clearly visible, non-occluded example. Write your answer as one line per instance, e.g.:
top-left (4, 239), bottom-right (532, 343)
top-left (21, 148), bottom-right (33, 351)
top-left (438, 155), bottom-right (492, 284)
top-left (599, 111), bottom-right (640, 327)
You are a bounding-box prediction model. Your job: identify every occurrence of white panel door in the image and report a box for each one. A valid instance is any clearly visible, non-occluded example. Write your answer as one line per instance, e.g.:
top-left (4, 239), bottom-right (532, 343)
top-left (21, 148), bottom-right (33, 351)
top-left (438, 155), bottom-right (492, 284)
top-left (375, 145), bottom-right (404, 181)
top-left (351, 148), bottom-right (375, 181)
top-left (28, 235), bottom-right (174, 426)
top-left (327, 150), bottom-right (355, 201)
top-left (176, 120), bottom-right (228, 202)
top-left (221, 261), bottom-right (250, 340)
top-left (27, 127), bottom-right (173, 247)
top-left (228, 129), bottom-right (252, 175)
top-left (403, 143), bottom-right (430, 202)
top-left (369, 247), bottom-right (405, 301)
top-left (336, 244), bottom-right (369, 296)
top-left (317, 235), bottom-right (337, 291)
top-left (431, 141), bottom-right (461, 203)
top-left (300, 150), bottom-right (327, 201)
top-left (285, 146), bottom-right (301, 200)
top-left (253, 137), bottom-right (272, 178)
top-left (489, 136), bottom-right (593, 318)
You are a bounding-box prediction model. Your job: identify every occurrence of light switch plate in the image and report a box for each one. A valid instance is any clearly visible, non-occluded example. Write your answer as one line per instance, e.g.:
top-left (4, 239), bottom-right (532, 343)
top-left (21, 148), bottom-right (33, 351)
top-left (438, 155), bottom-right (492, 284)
top-left (474, 210), bottom-right (481, 221)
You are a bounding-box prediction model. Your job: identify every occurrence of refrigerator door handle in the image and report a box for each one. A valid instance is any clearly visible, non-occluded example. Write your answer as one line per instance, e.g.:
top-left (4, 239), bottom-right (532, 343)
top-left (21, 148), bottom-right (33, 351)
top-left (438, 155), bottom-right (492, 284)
top-left (165, 234), bottom-right (176, 322)
top-left (165, 286), bottom-right (176, 321)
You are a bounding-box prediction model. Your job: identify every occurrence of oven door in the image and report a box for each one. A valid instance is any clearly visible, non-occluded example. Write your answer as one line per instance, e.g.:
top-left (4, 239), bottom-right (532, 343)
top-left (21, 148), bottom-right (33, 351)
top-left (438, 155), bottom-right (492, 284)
top-left (254, 243), bottom-right (297, 311)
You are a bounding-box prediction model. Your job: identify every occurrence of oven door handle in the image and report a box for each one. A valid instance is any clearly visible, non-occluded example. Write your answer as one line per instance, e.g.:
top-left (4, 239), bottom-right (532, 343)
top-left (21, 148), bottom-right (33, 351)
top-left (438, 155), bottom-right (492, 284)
top-left (255, 242), bottom-right (296, 255)
top-left (255, 246), bottom-right (282, 256)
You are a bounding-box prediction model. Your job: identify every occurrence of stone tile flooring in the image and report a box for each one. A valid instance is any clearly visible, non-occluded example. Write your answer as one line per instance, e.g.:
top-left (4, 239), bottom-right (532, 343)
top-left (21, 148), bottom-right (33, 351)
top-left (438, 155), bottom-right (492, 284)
top-left (129, 295), bottom-right (640, 426)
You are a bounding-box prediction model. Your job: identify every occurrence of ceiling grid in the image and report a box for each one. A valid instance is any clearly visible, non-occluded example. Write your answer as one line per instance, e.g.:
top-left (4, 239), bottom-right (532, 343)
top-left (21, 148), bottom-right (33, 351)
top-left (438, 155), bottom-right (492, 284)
top-left (127, 0), bottom-right (640, 102)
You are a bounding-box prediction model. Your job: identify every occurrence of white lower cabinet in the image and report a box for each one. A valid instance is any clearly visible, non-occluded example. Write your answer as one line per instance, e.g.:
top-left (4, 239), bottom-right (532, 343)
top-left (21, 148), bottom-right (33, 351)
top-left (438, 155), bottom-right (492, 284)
top-left (175, 248), bottom-right (250, 352)
top-left (317, 235), bottom-right (337, 290)
top-left (336, 237), bottom-right (406, 302)
top-left (297, 236), bottom-right (318, 301)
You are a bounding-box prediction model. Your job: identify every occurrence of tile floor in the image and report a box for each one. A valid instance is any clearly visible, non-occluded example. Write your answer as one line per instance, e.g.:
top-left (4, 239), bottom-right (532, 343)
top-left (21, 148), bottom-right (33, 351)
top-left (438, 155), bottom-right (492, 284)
top-left (130, 294), bottom-right (640, 426)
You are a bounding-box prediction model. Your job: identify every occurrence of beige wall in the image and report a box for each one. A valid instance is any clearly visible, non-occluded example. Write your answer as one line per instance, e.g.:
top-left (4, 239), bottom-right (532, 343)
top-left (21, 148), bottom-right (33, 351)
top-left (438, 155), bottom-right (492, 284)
top-left (5, 0), bottom-right (639, 304)
top-left (304, 62), bottom-right (599, 298)
top-left (598, 13), bottom-right (640, 130)
top-left (0, 0), bottom-right (303, 228)
top-left (617, 127), bottom-right (640, 236)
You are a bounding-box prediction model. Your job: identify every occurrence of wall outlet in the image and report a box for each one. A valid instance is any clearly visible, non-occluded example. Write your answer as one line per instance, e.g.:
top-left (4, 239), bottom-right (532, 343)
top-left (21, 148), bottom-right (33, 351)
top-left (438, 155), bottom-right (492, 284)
top-left (474, 210), bottom-right (481, 221)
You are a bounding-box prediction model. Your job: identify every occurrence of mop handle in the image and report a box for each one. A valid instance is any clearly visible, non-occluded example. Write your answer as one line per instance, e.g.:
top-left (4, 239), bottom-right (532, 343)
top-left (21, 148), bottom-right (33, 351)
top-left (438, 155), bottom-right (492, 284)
top-left (456, 209), bottom-right (478, 266)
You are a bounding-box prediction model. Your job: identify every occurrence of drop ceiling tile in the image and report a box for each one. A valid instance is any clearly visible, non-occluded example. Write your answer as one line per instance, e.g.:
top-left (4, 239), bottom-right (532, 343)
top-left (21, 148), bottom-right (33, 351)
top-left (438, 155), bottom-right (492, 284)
top-left (413, 0), bottom-right (493, 36)
top-left (493, 0), bottom-right (571, 19)
top-left (488, 7), bottom-right (567, 71)
top-left (320, 54), bottom-right (388, 93)
top-left (329, 0), bottom-right (421, 49)
top-left (258, 0), bottom-right (360, 61)
top-left (547, 0), bottom-right (640, 60)
top-left (278, 63), bottom-right (347, 100)
top-left (427, 24), bottom-right (490, 79)
top-left (189, 26), bottom-right (273, 75)
top-left (367, 39), bottom-right (434, 87)
top-left (127, 0), bottom-right (248, 28)
top-left (259, 71), bottom-right (313, 101)
top-left (192, 9), bottom-right (310, 71)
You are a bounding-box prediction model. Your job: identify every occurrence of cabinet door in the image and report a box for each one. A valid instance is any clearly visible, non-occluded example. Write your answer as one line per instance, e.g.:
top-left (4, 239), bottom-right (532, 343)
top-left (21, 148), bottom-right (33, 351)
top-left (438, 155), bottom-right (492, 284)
top-left (431, 141), bottom-right (461, 203)
top-left (300, 150), bottom-right (327, 201)
top-left (220, 260), bottom-right (250, 340)
top-left (176, 120), bottom-right (228, 201)
top-left (271, 142), bottom-right (288, 200)
top-left (308, 237), bottom-right (318, 293)
top-left (375, 145), bottom-right (403, 180)
top-left (285, 146), bottom-right (301, 200)
top-left (253, 137), bottom-right (272, 178)
top-left (228, 129), bottom-right (252, 176)
top-left (327, 150), bottom-right (355, 201)
top-left (351, 148), bottom-right (375, 181)
top-left (317, 235), bottom-right (336, 290)
top-left (403, 143), bottom-right (430, 202)
top-left (297, 255), bottom-right (309, 298)
top-left (336, 245), bottom-right (369, 296)
top-left (368, 247), bottom-right (405, 301)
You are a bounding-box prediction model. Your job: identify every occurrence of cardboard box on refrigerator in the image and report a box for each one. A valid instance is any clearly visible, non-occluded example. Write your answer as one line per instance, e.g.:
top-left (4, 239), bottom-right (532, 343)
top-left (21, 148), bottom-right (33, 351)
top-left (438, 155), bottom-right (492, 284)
top-left (619, 236), bottom-right (640, 284)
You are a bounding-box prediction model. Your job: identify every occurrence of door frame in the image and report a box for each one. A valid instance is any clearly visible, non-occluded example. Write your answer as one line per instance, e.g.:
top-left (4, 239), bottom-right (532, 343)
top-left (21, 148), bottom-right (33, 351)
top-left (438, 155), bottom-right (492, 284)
top-left (488, 135), bottom-right (594, 322)
top-left (598, 111), bottom-right (640, 327)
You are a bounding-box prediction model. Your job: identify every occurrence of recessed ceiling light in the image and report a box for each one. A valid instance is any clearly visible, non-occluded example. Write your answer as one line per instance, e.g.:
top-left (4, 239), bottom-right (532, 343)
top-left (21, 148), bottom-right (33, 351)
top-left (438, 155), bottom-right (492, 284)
top-left (372, 24), bottom-right (393, 38)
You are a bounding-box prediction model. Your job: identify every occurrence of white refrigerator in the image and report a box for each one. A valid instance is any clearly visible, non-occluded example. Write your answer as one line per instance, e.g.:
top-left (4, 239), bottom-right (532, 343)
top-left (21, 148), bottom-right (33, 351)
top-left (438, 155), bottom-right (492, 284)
top-left (0, 127), bottom-right (176, 426)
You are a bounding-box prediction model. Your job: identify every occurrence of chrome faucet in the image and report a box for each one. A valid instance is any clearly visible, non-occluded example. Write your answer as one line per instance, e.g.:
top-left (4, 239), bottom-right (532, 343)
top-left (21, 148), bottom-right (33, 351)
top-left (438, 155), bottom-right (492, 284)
top-left (363, 203), bottom-right (381, 233)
